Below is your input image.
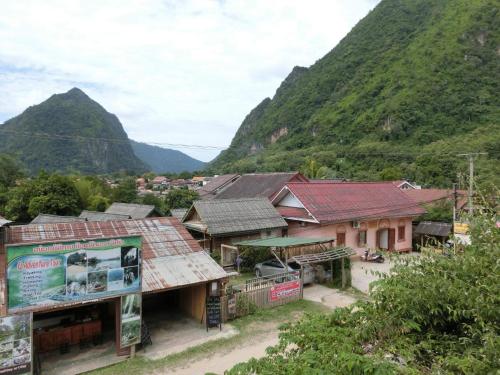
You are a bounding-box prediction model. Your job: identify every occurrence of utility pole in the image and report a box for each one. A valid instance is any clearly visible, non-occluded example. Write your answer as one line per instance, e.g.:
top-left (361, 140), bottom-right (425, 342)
top-left (457, 153), bottom-right (487, 216)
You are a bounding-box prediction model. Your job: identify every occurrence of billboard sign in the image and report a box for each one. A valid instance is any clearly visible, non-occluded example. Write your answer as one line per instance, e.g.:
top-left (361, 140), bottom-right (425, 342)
top-left (120, 293), bottom-right (141, 348)
top-left (269, 280), bottom-right (301, 302)
top-left (7, 237), bottom-right (141, 313)
top-left (0, 313), bottom-right (31, 375)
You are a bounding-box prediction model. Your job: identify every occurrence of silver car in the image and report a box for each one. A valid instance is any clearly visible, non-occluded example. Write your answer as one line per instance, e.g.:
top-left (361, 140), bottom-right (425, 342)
top-left (254, 259), bottom-right (315, 284)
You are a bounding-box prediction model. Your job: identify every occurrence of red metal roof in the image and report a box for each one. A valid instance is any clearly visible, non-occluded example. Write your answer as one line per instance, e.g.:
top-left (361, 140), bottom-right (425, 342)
top-left (4, 217), bottom-right (227, 293)
top-left (277, 182), bottom-right (425, 224)
top-left (276, 206), bottom-right (313, 220)
top-left (403, 189), bottom-right (467, 208)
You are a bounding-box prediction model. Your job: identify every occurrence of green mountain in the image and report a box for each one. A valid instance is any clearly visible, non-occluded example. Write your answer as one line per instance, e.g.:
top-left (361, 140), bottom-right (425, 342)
top-left (0, 88), bottom-right (148, 174)
top-left (130, 140), bottom-right (205, 173)
top-left (212, 0), bottom-right (499, 188)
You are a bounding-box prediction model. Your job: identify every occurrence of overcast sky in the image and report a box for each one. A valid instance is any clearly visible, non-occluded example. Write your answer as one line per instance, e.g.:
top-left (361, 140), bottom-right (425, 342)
top-left (0, 0), bottom-right (379, 161)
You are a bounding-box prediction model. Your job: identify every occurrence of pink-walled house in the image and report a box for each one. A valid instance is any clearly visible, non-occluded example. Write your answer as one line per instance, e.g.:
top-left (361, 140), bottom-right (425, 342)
top-left (272, 182), bottom-right (426, 255)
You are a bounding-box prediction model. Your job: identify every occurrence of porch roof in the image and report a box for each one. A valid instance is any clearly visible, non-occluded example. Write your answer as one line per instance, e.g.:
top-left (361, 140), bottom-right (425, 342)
top-left (291, 247), bottom-right (355, 265)
top-left (234, 236), bottom-right (335, 248)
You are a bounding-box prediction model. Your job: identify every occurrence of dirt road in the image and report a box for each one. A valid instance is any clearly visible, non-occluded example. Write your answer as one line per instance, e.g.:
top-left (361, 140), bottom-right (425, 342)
top-left (159, 332), bottom-right (278, 375)
top-left (155, 289), bottom-right (358, 375)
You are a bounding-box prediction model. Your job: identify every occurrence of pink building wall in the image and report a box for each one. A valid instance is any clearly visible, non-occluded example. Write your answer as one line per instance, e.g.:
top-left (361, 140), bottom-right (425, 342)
top-left (287, 217), bottom-right (413, 256)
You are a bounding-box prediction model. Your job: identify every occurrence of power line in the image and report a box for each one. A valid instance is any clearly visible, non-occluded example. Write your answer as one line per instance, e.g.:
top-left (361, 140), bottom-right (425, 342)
top-left (0, 128), bottom-right (492, 158)
top-left (0, 128), bottom-right (227, 151)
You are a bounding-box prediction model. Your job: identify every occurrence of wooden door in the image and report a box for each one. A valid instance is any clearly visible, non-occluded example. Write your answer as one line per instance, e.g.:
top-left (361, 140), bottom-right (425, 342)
top-left (388, 228), bottom-right (396, 251)
top-left (337, 232), bottom-right (346, 246)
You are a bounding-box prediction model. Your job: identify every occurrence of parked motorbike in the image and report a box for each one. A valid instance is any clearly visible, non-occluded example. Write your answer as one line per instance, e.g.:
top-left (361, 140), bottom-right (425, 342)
top-left (361, 250), bottom-right (385, 263)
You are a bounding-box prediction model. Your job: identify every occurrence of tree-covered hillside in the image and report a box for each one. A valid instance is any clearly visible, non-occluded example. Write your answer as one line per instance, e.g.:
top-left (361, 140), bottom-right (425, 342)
top-left (211, 0), bottom-right (499, 189)
top-left (130, 140), bottom-right (205, 173)
top-left (0, 88), bottom-right (147, 174)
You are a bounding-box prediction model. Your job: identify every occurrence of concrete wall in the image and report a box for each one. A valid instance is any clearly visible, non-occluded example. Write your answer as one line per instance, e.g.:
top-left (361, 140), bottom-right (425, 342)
top-left (287, 217), bottom-right (413, 255)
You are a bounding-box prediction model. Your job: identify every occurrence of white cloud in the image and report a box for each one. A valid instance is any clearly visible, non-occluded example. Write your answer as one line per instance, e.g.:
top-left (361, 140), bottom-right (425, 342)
top-left (0, 0), bottom-right (379, 161)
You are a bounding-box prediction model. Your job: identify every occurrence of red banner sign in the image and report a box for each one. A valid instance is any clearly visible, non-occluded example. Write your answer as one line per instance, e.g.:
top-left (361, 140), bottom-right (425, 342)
top-left (269, 280), bottom-right (301, 302)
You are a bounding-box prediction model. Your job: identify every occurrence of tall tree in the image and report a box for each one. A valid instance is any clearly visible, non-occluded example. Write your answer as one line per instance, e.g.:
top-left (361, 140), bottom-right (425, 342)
top-left (5, 173), bottom-right (82, 222)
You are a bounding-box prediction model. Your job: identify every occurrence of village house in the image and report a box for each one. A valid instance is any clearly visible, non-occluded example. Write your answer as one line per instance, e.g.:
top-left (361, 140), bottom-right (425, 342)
top-left (151, 176), bottom-right (170, 190)
top-left (136, 177), bottom-right (146, 190)
top-left (31, 214), bottom-right (87, 224)
top-left (392, 180), bottom-right (421, 190)
top-left (0, 217), bottom-right (227, 373)
top-left (182, 198), bottom-right (288, 254)
top-left (272, 182), bottom-right (425, 255)
top-left (402, 188), bottom-right (468, 212)
top-left (79, 210), bottom-right (131, 221)
top-left (201, 172), bottom-right (308, 201)
top-left (105, 202), bottom-right (162, 218)
top-left (197, 174), bottom-right (240, 200)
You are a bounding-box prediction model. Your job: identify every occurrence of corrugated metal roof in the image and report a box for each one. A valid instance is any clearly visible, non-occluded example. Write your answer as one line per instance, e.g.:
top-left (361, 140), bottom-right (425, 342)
top-left (184, 198), bottom-right (288, 236)
top-left (198, 174), bottom-right (240, 199)
top-left (415, 221), bottom-right (452, 237)
top-left (170, 208), bottom-right (188, 220)
top-left (214, 172), bottom-right (307, 200)
top-left (31, 214), bottom-right (86, 224)
top-left (5, 217), bottom-right (227, 294)
top-left (235, 236), bottom-right (335, 247)
top-left (105, 202), bottom-right (157, 219)
top-left (79, 210), bottom-right (131, 221)
top-left (275, 182), bottom-right (425, 224)
top-left (403, 189), bottom-right (467, 208)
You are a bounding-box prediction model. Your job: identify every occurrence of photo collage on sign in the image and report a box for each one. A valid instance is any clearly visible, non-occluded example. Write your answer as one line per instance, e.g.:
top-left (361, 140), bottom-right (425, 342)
top-left (0, 314), bottom-right (31, 373)
top-left (65, 246), bottom-right (140, 298)
top-left (120, 294), bottom-right (141, 347)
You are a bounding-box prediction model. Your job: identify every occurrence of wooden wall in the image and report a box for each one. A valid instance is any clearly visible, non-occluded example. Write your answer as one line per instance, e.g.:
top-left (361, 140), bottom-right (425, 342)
top-left (179, 283), bottom-right (207, 324)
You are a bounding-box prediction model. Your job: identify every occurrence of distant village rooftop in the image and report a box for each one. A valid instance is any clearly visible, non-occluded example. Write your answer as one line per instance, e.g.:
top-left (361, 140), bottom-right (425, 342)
top-left (105, 202), bottom-right (160, 219)
top-left (31, 214), bottom-right (86, 224)
top-left (79, 210), bottom-right (131, 221)
top-left (213, 172), bottom-right (308, 200)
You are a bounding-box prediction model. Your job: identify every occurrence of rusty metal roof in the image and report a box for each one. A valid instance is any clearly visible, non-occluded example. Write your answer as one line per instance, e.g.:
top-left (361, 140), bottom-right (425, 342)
top-left (5, 217), bottom-right (227, 294)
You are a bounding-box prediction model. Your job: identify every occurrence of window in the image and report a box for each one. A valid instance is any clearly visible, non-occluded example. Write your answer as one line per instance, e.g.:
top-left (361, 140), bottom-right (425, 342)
top-left (398, 226), bottom-right (405, 241)
top-left (358, 230), bottom-right (367, 246)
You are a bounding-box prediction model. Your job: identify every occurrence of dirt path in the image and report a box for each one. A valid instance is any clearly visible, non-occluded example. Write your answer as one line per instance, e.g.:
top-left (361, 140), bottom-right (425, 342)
top-left (158, 332), bottom-right (279, 375)
top-left (155, 289), bottom-right (358, 375)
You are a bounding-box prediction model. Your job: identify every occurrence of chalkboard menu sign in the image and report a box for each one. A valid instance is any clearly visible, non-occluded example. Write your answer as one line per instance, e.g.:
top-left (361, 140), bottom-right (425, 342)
top-left (206, 296), bottom-right (221, 330)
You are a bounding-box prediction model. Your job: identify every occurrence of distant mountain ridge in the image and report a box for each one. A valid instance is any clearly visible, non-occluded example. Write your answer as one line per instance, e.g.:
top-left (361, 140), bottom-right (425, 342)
top-left (211, 0), bottom-right (500, 188)
top-left (0, 88), bottom-right (205, 174)
top-left (130, 140), bottom-right (205, 173)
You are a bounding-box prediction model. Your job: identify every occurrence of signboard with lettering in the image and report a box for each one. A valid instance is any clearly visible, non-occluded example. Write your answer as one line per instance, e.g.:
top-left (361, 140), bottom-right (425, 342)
top-left (120, 293), bottom-right (141, 348)
top-left (454, 222), bottom-right (469, 235)
top-left (7, 237), bottom-right (141, 313)
top-left (206, 296), bottom-right (221, 329)
top-left (269, 280), bottom-right (301, 302)
top-left (0, 313), bottom-right (32, 375)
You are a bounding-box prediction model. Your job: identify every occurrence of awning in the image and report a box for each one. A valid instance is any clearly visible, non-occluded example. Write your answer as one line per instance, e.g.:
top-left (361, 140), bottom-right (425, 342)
top-left (291, 247), bottom-right (355, 265)
top-left (234, 237), bottom-right (335, 248)
top-left (142, 252), bottom-right (228, 293)
top-left (415, 221), bottom-right (452, 237)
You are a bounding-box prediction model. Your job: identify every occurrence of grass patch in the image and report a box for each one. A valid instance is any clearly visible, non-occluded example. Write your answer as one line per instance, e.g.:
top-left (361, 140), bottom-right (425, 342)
top-left (86, 299), bottom-right (327, 375)
top-left (226, 272), bottom-right (255, 287)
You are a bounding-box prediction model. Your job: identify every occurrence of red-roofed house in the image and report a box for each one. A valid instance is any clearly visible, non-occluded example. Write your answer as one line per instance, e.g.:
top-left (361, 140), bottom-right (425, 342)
top-left (272, 182), bottom-right (426, 254)
top-left (402, 188), bottom-right (468, 210)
